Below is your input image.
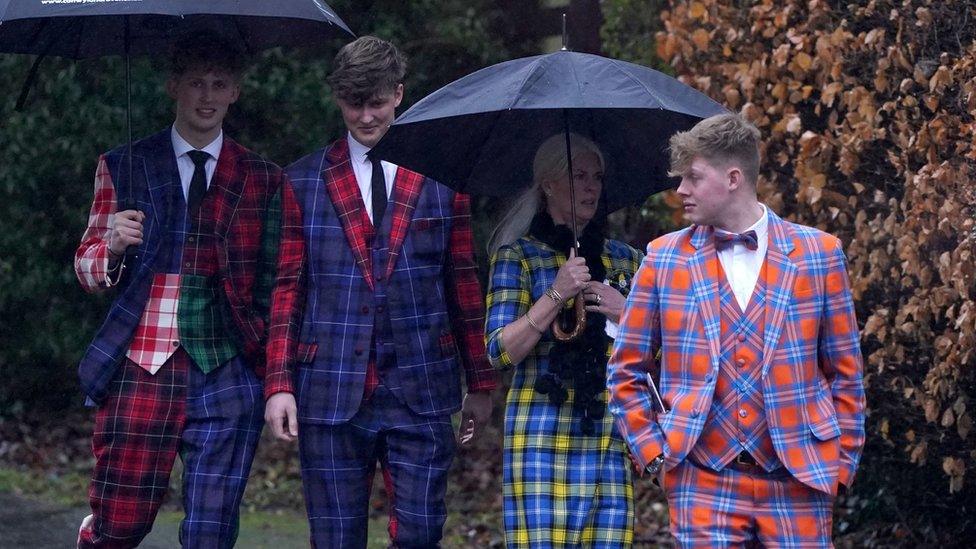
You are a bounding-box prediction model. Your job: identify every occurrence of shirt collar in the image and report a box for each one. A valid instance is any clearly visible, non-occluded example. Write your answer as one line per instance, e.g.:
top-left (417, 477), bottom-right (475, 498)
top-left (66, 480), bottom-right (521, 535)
top-left (171, 126), bottom-right (223, 161)
top-left (346, 132), bottom-right (372, 165)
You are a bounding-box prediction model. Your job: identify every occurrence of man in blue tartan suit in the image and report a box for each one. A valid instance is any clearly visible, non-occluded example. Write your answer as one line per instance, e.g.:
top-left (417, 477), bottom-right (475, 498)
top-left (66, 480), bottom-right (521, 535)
top-left (264, 36), bottom-right (499, 548)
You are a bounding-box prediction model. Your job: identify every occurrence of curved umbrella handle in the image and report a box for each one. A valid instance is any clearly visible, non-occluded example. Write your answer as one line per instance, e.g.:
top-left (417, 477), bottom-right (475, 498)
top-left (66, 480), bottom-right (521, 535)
top-left (552, 292), bottom-right (587, 342)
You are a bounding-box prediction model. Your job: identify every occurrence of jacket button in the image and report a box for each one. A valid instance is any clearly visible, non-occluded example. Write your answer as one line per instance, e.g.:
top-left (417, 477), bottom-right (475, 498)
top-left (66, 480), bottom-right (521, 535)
top-left (173, 341), bottom-right (180, 347)
top-left (705, 373), bottom-right (713, 382)
top-left (377, 305), bottom-right (385, 313)
top-left (737, 333), bottom-right (746, 342)
top-left (736, 358), bottom-right (746, 367)
top-left (376, 274), bottom-right (384, 282)
top-left (739, 409), bottom-right (748, 418)
top-left (354, 348), bottom-right (363, 356)
top-left (691, 409), bottom-right (699, 418)
top-left (187, 236), bottom-right (195, 243)
top-left (361, 305), bottom-right (370, 314)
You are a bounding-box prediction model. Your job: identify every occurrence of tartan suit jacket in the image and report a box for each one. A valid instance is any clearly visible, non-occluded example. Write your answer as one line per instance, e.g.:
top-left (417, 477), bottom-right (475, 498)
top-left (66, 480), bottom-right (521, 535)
top-left (278, 137), bottom-right (497, 423)
top-left (607, 209), bottom-right (866, 495)
top-left (77, 129), bottom-right (305, 403)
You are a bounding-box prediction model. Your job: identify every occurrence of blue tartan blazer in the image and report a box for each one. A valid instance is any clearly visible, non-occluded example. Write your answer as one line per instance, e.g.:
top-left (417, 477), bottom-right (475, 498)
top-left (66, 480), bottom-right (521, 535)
top-left (77, 129), bottom-right (302, 404)
top-left (285, 138), bottom-right (494, 423)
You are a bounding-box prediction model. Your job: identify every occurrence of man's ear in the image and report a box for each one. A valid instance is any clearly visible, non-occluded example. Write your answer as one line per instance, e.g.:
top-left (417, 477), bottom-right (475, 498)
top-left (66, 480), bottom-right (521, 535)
top-left (165, 77), bottom-right (178, 100)
top-left (393, 83), bottom-right (404, 108)
top-left (727, 167), bottom-right (744, 192)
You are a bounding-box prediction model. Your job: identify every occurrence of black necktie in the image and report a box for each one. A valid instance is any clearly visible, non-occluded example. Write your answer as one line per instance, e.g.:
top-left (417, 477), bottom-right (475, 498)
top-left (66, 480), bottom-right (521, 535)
top-left (370, 156), bottom-right (387, 226)
top-left (714, 229), bottom-right (759, 251)
top-left (186, 150), bottom-right (210, 219)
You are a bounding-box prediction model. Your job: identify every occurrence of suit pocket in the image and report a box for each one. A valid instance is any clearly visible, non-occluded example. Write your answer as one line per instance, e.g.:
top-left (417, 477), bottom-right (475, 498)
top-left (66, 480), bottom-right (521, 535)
top-left (296, 342), bottom-right (318, 364)
top-left (411, 217), bottom-right (446, 231)
top-left (438, 331), bottom-right (458, 359)
top-left (809, 416), bottom-right (841, 441)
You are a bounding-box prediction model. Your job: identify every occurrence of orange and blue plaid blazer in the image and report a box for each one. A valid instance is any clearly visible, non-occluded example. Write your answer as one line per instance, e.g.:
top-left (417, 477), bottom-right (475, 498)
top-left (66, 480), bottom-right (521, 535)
top-left (607, 209), bottom-right (865, 495)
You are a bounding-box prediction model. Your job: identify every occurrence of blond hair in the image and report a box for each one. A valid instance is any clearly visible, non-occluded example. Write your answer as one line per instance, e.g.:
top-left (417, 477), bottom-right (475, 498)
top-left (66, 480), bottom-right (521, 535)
top-left (488, 133), bottom-right (604, 255)
top-left (668, 113), bottom-right (761, 185)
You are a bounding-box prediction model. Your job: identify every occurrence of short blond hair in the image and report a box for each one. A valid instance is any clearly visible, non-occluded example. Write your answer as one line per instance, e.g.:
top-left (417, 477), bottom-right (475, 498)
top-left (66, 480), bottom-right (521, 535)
top-left (668, 113), bottom-right (761, 185)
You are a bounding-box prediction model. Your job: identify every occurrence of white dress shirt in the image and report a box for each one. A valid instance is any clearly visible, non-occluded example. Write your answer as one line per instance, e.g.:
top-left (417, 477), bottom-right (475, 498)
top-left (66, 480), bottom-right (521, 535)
top-left (171, 126), bottom-right (222, 200)
top-left (347, 132), bottom-right (398, 224)
top-left (715, 204), bottom-right (769, 311)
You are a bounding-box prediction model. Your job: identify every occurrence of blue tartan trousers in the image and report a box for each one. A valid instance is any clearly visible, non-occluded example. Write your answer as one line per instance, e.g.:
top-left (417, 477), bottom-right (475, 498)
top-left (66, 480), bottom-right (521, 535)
top-left (299, 384), bottom-right (457, 549)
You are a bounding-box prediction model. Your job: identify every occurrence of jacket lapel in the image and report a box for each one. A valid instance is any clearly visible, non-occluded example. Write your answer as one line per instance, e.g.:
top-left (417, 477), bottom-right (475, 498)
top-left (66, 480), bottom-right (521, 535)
top-left (322, 139), bottom-right (374, 290)
top-left (384, 168), bottom-right (425, 278)
top-left (761, 210), bottom-right (798, 377)
top-left (142, 130), bottom-right (179, 266)
top-left (687, 225), bottom-right (723, 370)
top-left (208, 136), bottom-right (247, 242)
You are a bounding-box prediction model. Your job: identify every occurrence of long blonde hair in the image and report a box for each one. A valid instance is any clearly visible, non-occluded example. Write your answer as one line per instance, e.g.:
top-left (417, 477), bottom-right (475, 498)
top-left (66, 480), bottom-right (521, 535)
top-left (488, 133), bottom-right (604, 255)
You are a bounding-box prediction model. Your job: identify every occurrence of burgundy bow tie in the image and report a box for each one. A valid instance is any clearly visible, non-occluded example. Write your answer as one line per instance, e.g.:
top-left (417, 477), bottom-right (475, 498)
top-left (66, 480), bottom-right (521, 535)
top-left (715, 230), bottom-right (759, 251)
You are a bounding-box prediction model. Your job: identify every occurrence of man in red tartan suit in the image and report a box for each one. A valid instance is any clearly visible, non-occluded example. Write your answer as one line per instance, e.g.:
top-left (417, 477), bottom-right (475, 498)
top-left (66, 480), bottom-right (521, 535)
top-left (74, 35), bottom-right (304, 548)
top-left (608, 114), bottom-right (866, 548)
top-left (265, 36), bottom-right (499, 548)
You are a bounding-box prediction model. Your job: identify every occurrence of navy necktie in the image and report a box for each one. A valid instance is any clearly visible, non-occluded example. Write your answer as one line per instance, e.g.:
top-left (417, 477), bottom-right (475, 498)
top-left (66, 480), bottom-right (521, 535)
top-left (714, 230), bottom-right (759, 251)
top-left (186, 150), bottom-right (210, 219)
top-left (370, 156), bottom-right (387, 226)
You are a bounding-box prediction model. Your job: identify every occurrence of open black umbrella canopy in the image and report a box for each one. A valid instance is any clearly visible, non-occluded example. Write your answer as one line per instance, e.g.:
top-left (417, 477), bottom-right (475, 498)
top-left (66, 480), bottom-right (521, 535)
top-left (0, 0), bottom-right (353, 217)
top-left (372, 50), bottom-right (726, 213)
top-left (0, 0), bottom-right (352, 58)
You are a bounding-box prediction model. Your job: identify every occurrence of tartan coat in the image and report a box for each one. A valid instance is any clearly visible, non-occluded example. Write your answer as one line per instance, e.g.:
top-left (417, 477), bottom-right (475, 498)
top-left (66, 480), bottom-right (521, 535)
top-left (607, 209), bottom-right (866, 495)
top-left (77, 129), bottom-right (305, 403)
top-left (278, 137), bottom-right (496, 423)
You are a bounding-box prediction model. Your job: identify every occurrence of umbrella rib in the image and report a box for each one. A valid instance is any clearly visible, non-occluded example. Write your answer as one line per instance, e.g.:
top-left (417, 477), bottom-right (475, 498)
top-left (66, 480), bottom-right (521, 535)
top-left (606, 57), bottom-right (671, 110)
top-left (507, 55), bottom-right (545, 111)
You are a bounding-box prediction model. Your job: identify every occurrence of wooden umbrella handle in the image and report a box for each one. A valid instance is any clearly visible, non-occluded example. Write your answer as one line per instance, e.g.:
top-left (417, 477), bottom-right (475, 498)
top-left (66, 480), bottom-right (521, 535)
top-left (552, 292), bottom-right (587, 342)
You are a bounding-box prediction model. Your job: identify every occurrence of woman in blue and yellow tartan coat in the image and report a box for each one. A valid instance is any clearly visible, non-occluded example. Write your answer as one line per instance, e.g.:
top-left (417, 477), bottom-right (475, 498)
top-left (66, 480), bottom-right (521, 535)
top-left (485, 134), bottom-right (643, 548)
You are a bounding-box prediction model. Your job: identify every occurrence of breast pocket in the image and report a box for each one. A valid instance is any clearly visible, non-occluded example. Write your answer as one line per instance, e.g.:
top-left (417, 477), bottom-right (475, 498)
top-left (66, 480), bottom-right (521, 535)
top-left (408, 217), bottom-right (448, 264)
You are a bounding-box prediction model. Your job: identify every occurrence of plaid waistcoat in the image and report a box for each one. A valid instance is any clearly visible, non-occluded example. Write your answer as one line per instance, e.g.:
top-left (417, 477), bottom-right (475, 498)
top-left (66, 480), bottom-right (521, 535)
top-left (78, 130), bottom-right (290, 403)
top-left (690, 260), bottom-right (782, 472)
top-left (287, 141), bottom-right (463, 424)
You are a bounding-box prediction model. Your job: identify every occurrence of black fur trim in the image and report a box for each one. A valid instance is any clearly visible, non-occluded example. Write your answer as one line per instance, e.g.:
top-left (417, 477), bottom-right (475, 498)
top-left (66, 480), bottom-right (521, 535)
top-left (528, 211), bottom-right (611, 436)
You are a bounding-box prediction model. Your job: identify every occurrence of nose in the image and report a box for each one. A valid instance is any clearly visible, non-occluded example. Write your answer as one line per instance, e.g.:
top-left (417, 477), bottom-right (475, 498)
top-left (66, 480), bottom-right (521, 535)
top-left (676, 178), bottom-right (690, 197)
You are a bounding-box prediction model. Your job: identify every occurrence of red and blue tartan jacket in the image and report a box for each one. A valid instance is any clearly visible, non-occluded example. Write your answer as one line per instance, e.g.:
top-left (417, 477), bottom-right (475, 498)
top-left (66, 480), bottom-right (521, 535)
top-left (75, 129), bottom-right (305, 403)
top-left (607, 209), bottom-right (866, 495)
top-left (276, 137), bottom-right (497, 422)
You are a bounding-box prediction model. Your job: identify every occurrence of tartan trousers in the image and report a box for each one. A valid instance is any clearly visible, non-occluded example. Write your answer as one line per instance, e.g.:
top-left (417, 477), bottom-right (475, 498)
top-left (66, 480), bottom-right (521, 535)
top-left (299, 384), bottom-right (456, 549)
top-left (78, 349), bottom-right (264, 548)
top-left (664, 457), bottom-right (835, 548)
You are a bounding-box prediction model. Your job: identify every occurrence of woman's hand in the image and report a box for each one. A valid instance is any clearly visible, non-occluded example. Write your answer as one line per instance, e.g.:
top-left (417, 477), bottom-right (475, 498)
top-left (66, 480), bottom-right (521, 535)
top-left (551, 248), bottom-right (590, 300)
top-left (583, 281), bottom-right (626, 323)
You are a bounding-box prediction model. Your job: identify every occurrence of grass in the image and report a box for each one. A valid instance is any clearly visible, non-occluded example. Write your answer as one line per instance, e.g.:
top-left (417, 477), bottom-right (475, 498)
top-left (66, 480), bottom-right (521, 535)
top-left (0, 465), bottom-right (468, 548)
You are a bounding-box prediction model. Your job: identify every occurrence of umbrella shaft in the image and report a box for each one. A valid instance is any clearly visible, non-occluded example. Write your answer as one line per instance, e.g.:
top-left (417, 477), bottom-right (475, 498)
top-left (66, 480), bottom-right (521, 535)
top-left (562, 110), bottom-right (579, 248)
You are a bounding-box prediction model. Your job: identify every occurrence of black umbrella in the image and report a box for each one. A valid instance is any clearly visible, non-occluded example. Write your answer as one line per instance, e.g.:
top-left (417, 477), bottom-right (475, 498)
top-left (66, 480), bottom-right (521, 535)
top-left (0, 1), bottom-right (352, 58)
top-left (372, 42), bottom-right (725, 340)
top-left (0, 0), bottom-right (353, 211)
top-left (372, 49), bottom-right (726, 214)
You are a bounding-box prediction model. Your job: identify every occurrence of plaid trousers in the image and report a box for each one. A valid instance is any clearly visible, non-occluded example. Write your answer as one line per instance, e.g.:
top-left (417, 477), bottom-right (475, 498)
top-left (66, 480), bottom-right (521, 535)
top-left (664, 457), bottom-right (834, 548)
top-left (299, 385), bottom-right (456, 549)
top-left (79, 350), bottom-right (263, 548)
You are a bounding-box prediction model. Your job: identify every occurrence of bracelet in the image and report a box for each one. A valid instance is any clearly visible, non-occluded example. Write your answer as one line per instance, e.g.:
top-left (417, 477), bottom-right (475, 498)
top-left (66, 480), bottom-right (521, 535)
top-left (524, 312), bottom-right (544, 333)
top-left (545, 286), bottom-right (564, 304)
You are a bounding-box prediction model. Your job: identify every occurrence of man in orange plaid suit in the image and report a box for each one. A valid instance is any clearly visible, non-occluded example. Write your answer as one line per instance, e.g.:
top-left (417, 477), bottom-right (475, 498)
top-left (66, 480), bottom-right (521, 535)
top-left (608, 113), bottom-right (865, 548)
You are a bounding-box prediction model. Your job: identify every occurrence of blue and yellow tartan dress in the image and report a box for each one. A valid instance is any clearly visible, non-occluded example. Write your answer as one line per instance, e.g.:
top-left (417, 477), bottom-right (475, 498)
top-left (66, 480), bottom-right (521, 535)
top-left (486, 235), bottom-right (642, 548)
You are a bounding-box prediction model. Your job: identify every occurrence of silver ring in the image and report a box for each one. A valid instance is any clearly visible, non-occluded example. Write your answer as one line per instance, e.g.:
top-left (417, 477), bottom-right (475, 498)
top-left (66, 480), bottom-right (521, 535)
top-left (596, 294), bottom-right (602, 305)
